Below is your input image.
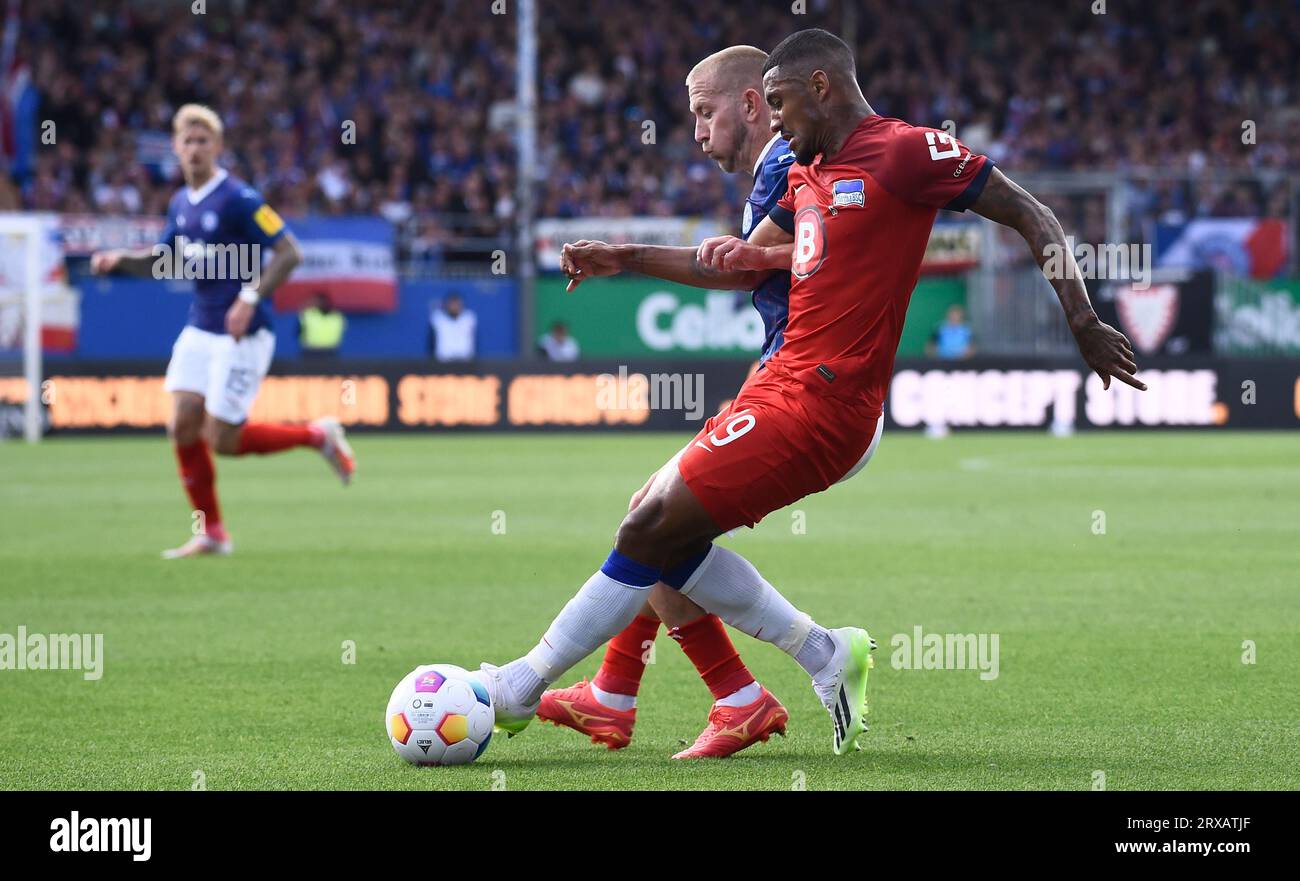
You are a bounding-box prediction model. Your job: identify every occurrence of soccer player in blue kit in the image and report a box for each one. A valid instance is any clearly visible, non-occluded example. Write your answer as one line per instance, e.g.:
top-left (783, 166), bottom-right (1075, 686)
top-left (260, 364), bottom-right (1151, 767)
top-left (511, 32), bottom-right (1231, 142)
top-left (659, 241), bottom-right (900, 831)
top-left (540, 46), bottom-right (880, 758)
top-left (91, 104), bottom-right (355, 559)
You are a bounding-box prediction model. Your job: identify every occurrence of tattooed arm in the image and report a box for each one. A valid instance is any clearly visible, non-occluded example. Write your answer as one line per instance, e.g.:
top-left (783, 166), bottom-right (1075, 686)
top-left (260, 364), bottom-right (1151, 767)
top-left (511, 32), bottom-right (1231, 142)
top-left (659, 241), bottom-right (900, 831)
top-left (970, 167), bottom-right (1146, 391)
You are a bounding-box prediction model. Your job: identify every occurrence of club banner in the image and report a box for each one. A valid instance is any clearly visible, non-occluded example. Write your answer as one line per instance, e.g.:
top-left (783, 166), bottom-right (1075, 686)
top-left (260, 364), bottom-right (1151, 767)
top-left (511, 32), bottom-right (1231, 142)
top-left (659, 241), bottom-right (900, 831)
top-left (59, 214), bottom-right (167, 257)
top-left (1091, 269), bottom-right (1214, 357)
top-left (2, 356), bottom-right (1295, 436)
top-left (272, 217), bottom-right (397, 313)
top-left (1155, 217), bottom-right (1290, 280)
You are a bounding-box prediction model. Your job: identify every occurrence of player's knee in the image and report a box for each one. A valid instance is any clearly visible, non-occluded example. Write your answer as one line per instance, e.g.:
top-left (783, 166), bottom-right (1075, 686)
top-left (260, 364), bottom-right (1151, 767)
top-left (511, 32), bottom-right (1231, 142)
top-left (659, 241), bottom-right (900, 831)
top-left (168, 405), bottom-right (203, 445)
top-left (203, 419), bottom-right (240, 455)
top-left (613, 498), bottom-right (663, 563)
top-left (614, 497), bottom-right (690, 567)
top-left (168, 419), bottom-right (199, 445)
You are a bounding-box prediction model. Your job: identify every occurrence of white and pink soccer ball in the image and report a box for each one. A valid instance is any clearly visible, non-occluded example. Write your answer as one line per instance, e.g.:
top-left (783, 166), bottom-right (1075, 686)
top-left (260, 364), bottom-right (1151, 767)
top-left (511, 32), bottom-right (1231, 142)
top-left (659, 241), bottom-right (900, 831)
top-left (385, 664), bottom-right (494, 766)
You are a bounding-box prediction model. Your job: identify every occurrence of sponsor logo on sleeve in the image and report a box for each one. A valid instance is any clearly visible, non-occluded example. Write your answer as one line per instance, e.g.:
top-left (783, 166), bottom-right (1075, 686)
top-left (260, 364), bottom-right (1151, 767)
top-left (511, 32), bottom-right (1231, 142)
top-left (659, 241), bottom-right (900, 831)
top-left (952, 151), bottom-right (972, 177)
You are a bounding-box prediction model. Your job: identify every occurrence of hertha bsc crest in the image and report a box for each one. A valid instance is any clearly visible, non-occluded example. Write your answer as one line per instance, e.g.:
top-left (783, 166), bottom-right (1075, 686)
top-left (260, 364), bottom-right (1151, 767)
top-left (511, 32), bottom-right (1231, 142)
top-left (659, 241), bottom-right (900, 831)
top-left (832, 179), bottom-right (865, 208)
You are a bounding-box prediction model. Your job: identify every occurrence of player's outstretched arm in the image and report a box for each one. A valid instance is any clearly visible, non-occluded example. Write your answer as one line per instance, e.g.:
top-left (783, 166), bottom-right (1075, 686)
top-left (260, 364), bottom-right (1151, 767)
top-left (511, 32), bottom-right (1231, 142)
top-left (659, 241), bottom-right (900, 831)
top-left (561, 240), bottom-right (768, 292)
top-left (969, 168), bottom-right (1147, 391)
top-left (561, 219), bottom-right (792, 292)
top-left (88, 248), bottom-right (159, 277)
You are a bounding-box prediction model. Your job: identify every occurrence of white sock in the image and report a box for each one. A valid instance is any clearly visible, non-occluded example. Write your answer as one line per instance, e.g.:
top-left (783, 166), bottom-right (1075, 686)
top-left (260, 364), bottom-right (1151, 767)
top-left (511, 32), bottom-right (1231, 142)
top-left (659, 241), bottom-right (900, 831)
top-left (507, 559), bottom-right (656, 706)
top-left (590, 684), bottom-right (636, 710)
top-left (679, 545), bottom-right (816, 658)
top-left (502, 660), bottom-right (547, 708)
top-left (794, 625), bottom-right (835, 677)
top-left (715, 680), bottom-right (763, 707)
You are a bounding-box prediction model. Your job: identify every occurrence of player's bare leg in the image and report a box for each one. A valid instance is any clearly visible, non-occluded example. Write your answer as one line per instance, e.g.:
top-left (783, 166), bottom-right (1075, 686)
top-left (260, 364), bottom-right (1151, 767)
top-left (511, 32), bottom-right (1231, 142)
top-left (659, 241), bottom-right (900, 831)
top-left (162, 392), bottom-right (232, 559)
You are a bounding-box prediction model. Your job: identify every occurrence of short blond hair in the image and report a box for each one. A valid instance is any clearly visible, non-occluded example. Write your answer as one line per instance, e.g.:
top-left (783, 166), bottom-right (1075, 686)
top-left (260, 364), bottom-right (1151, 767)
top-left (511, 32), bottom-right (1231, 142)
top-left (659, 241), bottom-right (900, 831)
top-left (172, 103), bottom-right (223, 137)
top-left (686, 45), bottom-right (768, 95)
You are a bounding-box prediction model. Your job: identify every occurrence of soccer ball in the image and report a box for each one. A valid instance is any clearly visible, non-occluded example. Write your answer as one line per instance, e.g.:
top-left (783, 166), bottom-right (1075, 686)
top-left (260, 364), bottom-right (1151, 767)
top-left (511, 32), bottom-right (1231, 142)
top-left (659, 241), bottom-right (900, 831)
top-left (385, 664), bottom-right (494, 766)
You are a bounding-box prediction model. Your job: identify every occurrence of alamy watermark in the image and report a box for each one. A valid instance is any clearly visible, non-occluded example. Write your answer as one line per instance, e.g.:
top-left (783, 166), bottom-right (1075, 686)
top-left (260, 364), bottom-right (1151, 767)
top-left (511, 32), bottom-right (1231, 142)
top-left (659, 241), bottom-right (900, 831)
top-left (0, 626), bottom-right (104, 680)
top-left (49, 812), bottom-right (150, 861)
top-left (890, 626), bottom-right (1000, 681)
top-left (596, 366), bottom-right (705, 420)
top-left (1043, 236), bottom-right (1152, 290)
top-left (152, 236), bottom-right (262, 288)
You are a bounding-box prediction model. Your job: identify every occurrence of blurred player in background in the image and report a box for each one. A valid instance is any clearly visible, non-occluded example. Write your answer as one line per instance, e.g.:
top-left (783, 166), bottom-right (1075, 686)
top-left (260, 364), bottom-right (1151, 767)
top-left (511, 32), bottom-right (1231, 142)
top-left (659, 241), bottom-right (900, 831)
top-left (90, 104), bottom-right (355, 559)
top-left (479, 29), bottom-right (1145, 756)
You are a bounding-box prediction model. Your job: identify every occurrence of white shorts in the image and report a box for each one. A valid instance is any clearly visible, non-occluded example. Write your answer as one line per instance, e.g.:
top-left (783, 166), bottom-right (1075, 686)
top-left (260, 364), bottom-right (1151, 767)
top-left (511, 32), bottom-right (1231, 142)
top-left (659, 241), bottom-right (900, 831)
top-left (835, 413), bottom-right (885, 484)
top-left (163, 326), bottom-right (276, 424)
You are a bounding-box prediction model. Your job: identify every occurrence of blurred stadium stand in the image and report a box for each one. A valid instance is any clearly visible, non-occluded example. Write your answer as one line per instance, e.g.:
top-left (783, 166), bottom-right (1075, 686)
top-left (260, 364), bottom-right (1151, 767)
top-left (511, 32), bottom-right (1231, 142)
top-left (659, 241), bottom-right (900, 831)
top-left (8, 0), bottom-right (1297, 260)
top-left (1, 0), bottom-right (1298, 436)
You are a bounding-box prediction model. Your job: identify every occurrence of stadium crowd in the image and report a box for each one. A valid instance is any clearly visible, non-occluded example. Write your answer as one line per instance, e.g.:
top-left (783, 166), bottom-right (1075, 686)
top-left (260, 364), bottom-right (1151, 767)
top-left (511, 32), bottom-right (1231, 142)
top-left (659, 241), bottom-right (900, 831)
top-left (5, 0), bottom-right (1298, 259)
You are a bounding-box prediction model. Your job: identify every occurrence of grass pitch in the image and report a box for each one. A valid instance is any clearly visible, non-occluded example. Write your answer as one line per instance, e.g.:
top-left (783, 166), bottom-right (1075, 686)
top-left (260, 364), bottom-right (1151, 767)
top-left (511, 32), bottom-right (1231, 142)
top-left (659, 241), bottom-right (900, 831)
top-left (1, 431), bottom-right (1296, 790)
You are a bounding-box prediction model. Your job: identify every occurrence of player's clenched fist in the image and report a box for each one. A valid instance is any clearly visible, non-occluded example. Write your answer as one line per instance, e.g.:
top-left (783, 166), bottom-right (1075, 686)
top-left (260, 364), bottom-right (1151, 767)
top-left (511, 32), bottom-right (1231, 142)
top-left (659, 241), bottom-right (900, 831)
top-left (89, 250), bottom-right (123, 274)
top-left (560, 240), bottom-right (627, 292)
top-left (225, 298), bottom-right (255, 341)
top-left (696, 235), bottom-right (766, 271)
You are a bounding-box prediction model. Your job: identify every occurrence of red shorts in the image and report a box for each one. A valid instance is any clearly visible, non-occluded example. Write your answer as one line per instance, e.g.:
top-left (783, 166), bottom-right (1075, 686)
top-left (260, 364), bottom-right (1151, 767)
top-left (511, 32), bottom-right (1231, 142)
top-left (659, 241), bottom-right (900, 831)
top-left (677, 368), bottom-right (879, 532)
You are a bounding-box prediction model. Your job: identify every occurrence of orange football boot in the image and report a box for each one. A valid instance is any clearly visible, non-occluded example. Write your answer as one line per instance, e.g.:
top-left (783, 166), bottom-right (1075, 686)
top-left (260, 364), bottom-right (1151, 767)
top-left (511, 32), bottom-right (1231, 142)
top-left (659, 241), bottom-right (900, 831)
top-left (312, 417), bottom-right (355, 486)
top-left (537, 678), bottom-right (636, 750)
top-left (672, 686), bottom-right (789, 759)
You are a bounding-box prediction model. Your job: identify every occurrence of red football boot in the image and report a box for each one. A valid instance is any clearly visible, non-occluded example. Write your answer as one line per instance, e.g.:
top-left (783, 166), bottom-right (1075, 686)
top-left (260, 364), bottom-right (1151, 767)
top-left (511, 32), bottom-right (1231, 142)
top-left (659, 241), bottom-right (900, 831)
top-left (537, 678), bottom-right (636, 750)
top-left (672, 686), bottom-right (789, 759)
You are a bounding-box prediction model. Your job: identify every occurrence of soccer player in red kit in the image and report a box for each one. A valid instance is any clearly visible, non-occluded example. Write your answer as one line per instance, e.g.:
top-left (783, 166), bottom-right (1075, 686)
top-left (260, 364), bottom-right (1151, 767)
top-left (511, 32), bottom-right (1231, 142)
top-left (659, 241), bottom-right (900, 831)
top-left (473, 29), bottom-right (1144, 755)
top-left (542, 46), bottom-right (805, 760)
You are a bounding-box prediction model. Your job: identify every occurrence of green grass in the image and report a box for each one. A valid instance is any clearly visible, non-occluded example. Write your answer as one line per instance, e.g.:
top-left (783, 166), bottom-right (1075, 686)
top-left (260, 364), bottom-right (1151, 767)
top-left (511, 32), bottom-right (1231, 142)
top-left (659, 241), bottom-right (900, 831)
top-left (1, 431), bottom-right (1296, 790)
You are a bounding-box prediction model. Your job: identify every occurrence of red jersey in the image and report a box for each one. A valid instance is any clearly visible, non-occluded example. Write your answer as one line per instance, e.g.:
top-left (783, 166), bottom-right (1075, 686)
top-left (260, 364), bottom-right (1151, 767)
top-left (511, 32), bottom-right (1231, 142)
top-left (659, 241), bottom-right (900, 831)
top-left (766, 115), bottom-right (992, 416)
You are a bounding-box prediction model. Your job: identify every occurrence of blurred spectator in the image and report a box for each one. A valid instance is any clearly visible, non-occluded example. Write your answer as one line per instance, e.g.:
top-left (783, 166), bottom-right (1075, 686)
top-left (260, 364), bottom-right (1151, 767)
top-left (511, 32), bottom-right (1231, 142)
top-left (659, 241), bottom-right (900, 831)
top-left (538, 320), bottom-right (580, 361)
top-left (298, 292), bottom-right (346, 358)
top-left (430, 293), bottom-right (477, 362)
top-left (928, 304), bottom-right (975, 360)
top-left (0, 176), bottom-right (21, 211)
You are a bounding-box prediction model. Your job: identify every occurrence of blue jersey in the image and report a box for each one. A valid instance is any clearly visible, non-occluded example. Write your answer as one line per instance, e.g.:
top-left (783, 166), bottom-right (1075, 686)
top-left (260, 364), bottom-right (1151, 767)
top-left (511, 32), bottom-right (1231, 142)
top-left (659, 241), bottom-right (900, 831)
top-left (158, 169), bottom-right (287, 335)
top-left (934, 322), bottom-right (973, 359)
top-left (741, 136), bottom-right (796, 362)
